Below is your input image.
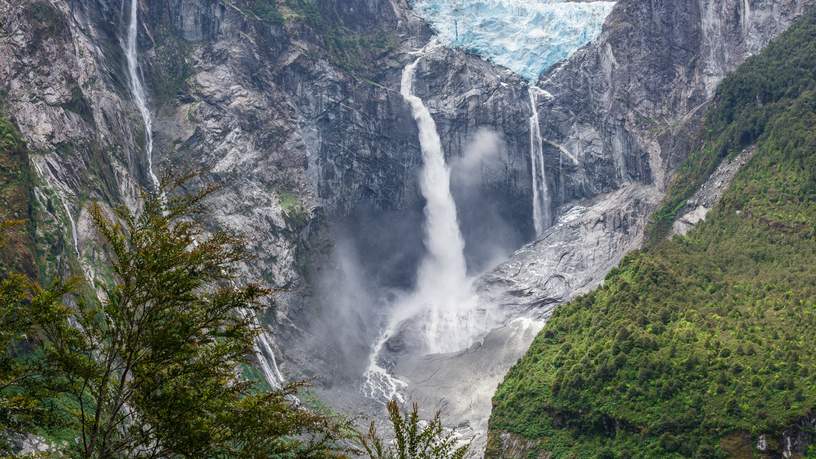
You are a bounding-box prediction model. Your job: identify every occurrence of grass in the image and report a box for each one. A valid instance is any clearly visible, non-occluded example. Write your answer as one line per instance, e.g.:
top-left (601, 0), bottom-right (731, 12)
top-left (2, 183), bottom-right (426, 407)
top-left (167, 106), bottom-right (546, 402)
top-left (277, 190), bottom-right (309, 229)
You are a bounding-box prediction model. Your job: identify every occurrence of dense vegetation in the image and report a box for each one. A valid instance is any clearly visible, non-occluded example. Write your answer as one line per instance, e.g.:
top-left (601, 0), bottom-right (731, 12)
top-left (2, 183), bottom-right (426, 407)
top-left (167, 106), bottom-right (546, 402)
top-left (0, 116), bottom-right (35, 276)
top-left (647, 7), bottom-right (816, 245)
top-left (0, 180), bottom-right (350, 457)
top-left (489, 9), bottom-right (816, 459)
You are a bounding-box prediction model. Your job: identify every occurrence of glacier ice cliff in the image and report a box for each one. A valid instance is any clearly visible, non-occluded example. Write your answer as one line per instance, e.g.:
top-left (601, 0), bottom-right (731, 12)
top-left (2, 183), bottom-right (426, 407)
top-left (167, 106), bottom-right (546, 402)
top-left (413, 0), bottom-right (615, 80)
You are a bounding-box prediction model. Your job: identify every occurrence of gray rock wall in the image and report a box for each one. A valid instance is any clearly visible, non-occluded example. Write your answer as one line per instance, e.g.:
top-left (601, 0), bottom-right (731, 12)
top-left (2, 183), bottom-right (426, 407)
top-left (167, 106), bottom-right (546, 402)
top-left (2, 1), bottom-right (814, 455)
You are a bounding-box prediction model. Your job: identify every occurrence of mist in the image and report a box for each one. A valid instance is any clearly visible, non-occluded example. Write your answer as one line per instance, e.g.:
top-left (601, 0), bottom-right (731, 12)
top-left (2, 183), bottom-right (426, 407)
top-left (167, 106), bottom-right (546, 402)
top-left (303, 128), bottom-right (527, 387)
top-left (451, 128), bottom-right (525, 274)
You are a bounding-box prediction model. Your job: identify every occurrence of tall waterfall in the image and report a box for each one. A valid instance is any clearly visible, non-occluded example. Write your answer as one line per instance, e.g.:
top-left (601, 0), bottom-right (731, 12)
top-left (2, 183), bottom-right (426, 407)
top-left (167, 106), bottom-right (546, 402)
top-left (362, 48), bottom-right (489, 402)
top-left (125, 0), bottom-right (159, 191)
top-left (528, 86), bottom-right (551, 236)
top-left (401, 53), bottom-right (483, 355)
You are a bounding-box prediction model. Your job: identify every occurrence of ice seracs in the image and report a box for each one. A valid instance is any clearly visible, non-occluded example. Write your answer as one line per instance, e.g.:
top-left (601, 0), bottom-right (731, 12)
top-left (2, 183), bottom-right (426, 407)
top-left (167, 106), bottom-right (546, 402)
top-left (413, 0), bottom-right (615, 81)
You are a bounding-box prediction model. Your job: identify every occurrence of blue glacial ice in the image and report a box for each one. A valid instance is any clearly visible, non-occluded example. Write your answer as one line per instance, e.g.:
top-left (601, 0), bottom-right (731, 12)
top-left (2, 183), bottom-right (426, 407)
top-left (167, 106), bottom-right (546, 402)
top-left (413, 0), bottom-right (616, 81)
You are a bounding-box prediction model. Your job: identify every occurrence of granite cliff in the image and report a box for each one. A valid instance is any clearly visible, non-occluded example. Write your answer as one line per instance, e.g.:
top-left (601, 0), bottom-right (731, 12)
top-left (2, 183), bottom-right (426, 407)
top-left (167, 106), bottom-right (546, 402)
top-left (1, 0), bottom-right (813, 456)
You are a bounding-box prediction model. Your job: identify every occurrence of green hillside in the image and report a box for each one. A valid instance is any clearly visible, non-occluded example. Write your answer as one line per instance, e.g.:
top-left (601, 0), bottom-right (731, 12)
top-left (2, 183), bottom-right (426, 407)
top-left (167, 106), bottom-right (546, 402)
top-left (0, 115), bottom-right (36, 276)
top-left (488, 8), bottom-right (816, 459)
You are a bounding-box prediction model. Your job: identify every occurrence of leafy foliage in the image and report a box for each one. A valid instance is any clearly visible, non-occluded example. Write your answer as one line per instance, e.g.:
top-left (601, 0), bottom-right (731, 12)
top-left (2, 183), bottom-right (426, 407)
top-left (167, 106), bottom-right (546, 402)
top-left (647, 7), bottom-right (816, 244)
top-left (250, 0), bottom-right (284, 24)
top-left (359, 400), bottom-right (469, 459)
top-left (2, 181), bottom-right (347, 457)
top-left (490, 8), bottom-right (816, 459)
top-left (0, 116), bottom-right (36, 276)
top-left (0, 270), bottom-right (74, 453)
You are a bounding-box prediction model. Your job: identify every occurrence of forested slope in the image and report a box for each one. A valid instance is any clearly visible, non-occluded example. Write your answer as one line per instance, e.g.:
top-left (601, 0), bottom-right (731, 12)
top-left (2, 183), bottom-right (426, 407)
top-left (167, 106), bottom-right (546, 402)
top-left (487, 8), bottom-right (816, 458)
top-left (0, 115), bottom-right (35, 276)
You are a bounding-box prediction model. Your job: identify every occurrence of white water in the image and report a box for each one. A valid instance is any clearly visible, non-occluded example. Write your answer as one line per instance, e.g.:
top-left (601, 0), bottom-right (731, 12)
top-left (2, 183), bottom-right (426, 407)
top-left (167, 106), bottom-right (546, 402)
top-left (255, 331), bottom-right (285, 389)
top-left (31, 160), bottom-right (97, 288)
top-left (363, 46), bottom-right (496, 402)
top-left (741, 0), bottom-right (752, 34)
top-left (528, 86), bottom-right (551, 235)
top-left (238, 308), bottom-right (285, 389)
top-left (362, 327), bottom-right (408, 403)
top-left (123, 1), bottom-right (282, 390)
top-left (401, 51), bottom-right (484, 355)
top-left (125, 0), bottom-right (159, 191)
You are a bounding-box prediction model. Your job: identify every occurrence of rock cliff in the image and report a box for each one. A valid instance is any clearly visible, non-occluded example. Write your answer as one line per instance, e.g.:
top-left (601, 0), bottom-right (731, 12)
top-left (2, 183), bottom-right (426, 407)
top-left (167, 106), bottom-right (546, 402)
top-left (1, 0), bottom-right (813, 457)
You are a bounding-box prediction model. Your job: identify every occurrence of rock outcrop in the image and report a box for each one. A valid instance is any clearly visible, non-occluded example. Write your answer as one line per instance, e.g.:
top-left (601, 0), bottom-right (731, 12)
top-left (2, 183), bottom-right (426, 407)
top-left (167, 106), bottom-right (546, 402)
top-left (476, 0), bottom-right (816, 353)
top-left (672, 145), bottom-right (755, 236)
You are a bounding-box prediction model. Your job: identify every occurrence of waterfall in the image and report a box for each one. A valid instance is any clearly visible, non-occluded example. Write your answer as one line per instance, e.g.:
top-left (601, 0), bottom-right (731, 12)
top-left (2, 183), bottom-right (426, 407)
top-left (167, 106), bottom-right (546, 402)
top-left (362, 47), bottom-right (490, 402)
top-left (255, 331), bottom-right (285, 389)
top-left (125, 0), bottom-right (159, 191)
top-left (528, 86), bottom-right (551, 236)
top-left (123, 1), bottom-right (283, 390)
top-left (401, 52), bottom-right (483, 355)
top-left (32, 160), bottom-right (97, 288)
top-left (237, 308), bottom-right (285, 389)
top-left (742, 0), bottom-right (752, 35)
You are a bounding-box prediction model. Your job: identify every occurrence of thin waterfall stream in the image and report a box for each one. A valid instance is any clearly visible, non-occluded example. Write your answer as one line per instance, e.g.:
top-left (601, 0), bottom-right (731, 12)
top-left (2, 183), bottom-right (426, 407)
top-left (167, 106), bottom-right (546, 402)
top-left (528, 85), bottom-right (551, 236)
top-left (125, 0), bottom-right (159, 191)
top-left (124, 0), bottom-right (284, 390)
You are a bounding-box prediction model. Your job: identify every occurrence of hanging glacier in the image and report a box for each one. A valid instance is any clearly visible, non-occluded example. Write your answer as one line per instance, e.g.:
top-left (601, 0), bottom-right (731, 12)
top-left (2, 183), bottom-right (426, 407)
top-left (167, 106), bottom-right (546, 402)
top-left (413, 0), bottom-right (616, 80)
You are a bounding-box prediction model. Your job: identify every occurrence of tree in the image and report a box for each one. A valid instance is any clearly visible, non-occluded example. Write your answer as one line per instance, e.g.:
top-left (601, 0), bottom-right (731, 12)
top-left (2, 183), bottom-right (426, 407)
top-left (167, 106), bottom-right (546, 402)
top-left (0, 218), bottom-right (75, 452)
top-left (0, 269), bottom-right (73, 452)
top-left (358, 399), bottom-right (469, 459)
top-left (33, 183), bottom-right (345, 458)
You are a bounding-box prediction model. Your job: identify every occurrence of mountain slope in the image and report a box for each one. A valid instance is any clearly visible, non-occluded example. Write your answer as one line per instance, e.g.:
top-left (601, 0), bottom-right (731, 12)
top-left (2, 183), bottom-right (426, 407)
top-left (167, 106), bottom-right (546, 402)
top-left (487, 8), bottom-right (816, 459)
top-left (0, 115), bottom-right (35, 276)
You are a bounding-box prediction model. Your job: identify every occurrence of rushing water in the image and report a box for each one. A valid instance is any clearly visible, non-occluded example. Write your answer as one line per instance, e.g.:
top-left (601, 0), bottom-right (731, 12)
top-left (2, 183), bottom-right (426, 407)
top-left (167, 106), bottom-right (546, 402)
top-left (400, 50), bottom-right (479, 355)
top-left (125, 0), bottom-right (159, 191)
top-left (238, 308), bottom-right (285, 389)
top-left (363, 44), bottom-right (498, 402)
top-left (528, 86), bottom-right (551, 235)
top-left (412, 0), bottom-right (615, 237)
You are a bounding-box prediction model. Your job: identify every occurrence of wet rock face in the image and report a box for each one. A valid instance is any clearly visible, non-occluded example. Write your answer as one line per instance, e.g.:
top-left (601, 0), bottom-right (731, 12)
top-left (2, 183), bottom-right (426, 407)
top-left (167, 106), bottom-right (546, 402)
top-left (4, 0), bottom-right (815, 456)
top-left (534, 0), bottom-right (814, 210)
top-left (0, 0), bottom-right (537, 384)
top-left (485, 0), bottom-right (815, 456)
top-left (476, 184), bottom-right (659, 319)
top-left (475, 0), bottom-right (814, 314)
top-left (0, 0), bottom-right (154, 281)
top-left (476, 0), bottom-right (816, 351)
top-left (410, 46), bottom-right (537, 260)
